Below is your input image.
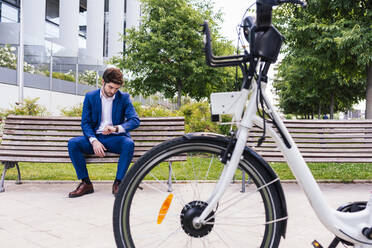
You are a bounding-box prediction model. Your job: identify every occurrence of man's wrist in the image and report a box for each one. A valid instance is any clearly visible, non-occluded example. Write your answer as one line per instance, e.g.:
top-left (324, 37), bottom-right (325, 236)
top-left (117, 125), bottom-right (125, 133)
top-left (89, 137), bottom-right (98, 144)
top-left (114, 125), bottom-right (119, 133)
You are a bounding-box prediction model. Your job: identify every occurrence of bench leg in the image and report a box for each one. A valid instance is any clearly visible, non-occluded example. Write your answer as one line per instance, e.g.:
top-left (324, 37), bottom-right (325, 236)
top-left (0, 166), bottom-right (7, 192)
top-left (15, 162), bottom-right (22, 185)
top-left (0, 162), bottom-right (20, 192)
top-left (241, 171), bottom-right (246, 193)
top-left (241, 171), bottom-right (252, 193)
top-left (167, 162), bottom-right (173, 192)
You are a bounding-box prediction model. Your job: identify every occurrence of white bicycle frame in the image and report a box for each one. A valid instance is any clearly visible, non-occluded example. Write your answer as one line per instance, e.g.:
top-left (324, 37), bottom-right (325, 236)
top-left (196, 74), bottom-right (372, 247)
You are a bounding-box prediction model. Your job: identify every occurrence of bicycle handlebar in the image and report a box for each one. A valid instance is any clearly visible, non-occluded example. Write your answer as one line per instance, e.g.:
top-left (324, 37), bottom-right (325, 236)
top-left (202, 21), bottom-right (250, 68)
top-left (202, 0), bottom-right (306, 68)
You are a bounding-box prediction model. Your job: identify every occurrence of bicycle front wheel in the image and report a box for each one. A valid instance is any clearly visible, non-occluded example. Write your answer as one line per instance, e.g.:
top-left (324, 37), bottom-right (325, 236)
top-left (113, 135), bottom-right (283, 248)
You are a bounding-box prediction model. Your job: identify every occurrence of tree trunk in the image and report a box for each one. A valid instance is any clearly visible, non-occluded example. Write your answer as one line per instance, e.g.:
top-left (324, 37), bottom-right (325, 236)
top-left (365, 63), bottom-right (372, 119)
top-left (318, 104), bottom-right (321, 119)
top-left (176, 80), bottom-right (182, 109)
top-left (330, 94), bottom-right (335, 119)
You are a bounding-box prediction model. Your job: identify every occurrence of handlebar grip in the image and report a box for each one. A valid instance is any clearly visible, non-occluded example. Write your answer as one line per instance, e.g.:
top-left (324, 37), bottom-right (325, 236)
top-left (256, 3), bottom-right (273, 29)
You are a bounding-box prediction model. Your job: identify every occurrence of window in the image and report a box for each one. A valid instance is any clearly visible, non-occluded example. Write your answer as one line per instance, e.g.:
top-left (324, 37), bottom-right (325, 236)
top-left (45, 0), bottom-right (59, 25)
top-left (0, 1), bottom-right (19, 23)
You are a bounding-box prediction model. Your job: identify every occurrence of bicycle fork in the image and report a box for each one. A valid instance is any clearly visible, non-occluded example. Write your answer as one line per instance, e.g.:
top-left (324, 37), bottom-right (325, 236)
top-left (195, 87), bottom-right (257, 225)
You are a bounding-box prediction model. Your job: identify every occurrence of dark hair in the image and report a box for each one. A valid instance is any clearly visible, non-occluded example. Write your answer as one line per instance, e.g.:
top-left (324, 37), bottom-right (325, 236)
top-left (102, 68), bottom-right (124, 85)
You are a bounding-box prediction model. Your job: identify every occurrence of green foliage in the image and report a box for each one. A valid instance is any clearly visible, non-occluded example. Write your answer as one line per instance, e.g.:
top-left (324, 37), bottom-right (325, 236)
top-left (179, 101), bottom-right (217, 133)
top-left (60, 103), bottom-right (83, 117)
top-left (52, 71), bottom-right (76, 82)
top-left (273, 0), bottom-right (370, 118)
top-left (133, 101), bottom-right (230, 134)
top-left (111, 0), bottom-right (237, 108)
top-left (79, 70), bottom-right (102, 86)
top-left (0, 98), bottom-right (47, 118)
top-left (178, 101), bottom-right (230, 135)
top-left (5, 161), bottom-right (372, 181)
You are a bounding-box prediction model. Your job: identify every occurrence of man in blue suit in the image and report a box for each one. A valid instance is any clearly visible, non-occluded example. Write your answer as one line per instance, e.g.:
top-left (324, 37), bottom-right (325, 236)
top-left (68, 68), bottom-right (140, 198)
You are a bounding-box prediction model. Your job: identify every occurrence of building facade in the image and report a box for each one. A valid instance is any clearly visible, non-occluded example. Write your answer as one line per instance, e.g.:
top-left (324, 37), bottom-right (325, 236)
top-left (0, 0), bottom-right (141, 114)
top-left (0, 0), bottom-right (140, 63)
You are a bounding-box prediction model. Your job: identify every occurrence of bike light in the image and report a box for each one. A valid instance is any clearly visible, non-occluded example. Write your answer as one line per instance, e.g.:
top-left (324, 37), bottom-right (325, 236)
top-left (157, 193), bottom-right (174, 224)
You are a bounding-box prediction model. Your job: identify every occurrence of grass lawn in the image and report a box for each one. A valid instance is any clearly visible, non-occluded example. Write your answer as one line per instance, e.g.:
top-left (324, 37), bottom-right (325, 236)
top-left (3, 161), bottom-right (372, 182)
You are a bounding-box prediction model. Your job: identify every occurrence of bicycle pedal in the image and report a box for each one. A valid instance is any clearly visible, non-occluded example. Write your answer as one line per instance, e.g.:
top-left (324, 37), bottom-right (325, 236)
top-left (312, 240), bottom-right (324, 248)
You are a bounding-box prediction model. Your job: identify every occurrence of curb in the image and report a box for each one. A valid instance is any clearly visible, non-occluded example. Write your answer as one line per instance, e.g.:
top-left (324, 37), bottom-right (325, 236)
top-left (5, 179), bottom-right (372, 184)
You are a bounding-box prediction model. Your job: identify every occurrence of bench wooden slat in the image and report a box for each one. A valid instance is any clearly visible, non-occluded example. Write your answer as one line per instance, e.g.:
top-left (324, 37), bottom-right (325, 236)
top-left (248, 133), bottom-right (372, 139)
top-left (0, 156), bottom-right (187, 163)
top-left (250, 128), bottom-right (372, 134)
top-left (0, 149), bottom-right (161, 157)
top-left (0, 144), bottom-right (159, 151)
top-left (252, 147), bottom-right (372, 153)
top-left (256, 151), bottom-right (372, 158)
top-left (2, 134), bottom-right (183, 142)
top-left (3, 130), bottom-right (185, 137)
top-left (247, 137), bottom-right (372, 144)
top-left (5, 124), bottom-right (82, 131)
top-left (247, 142), bottom-right (372, 148)
top-left (4, 119), bottom-right (184, 126)
top-left (6, 115), bottom-right (184, 121)
top-left (283, 123), bottom-right (372, 128)
top-left (275, 128), bottom-right (372, 134)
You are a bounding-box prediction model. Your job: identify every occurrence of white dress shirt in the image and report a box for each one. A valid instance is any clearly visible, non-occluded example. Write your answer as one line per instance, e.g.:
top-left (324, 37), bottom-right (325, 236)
top-left (89, 90), bottom-right (125, 144)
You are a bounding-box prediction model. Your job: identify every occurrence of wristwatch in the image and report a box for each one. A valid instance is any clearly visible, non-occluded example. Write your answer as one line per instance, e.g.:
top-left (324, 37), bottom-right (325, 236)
top-left (115, 126), bottom-right (119, 133)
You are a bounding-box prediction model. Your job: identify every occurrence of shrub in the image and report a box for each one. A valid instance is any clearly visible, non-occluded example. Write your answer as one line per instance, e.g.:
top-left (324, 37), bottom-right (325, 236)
top-left (60, 103), bottom-right (83, 117)
top-left (178, 102), bottom-right (219, 134)
top-left (79, 70), bottom-right (102, 86)
top-left (0, 45), bottom-right (35, 73)
top-left (0, 97), bottom-right (48, 118)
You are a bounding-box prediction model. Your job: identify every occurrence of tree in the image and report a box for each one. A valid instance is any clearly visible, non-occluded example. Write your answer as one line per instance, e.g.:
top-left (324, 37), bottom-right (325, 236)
top-left (273, 0), bottom-right (371, 118)
top-left (111, 0), bottom-right (237, 108)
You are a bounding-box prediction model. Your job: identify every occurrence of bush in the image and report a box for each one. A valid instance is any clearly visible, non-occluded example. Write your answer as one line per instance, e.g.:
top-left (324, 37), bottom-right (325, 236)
top-left (133, 102), bottom-right (177, 117)
top-left (179, 102), bottom-right (223, 134)
top-left (0, 97), bottom-right (48, 118)
top-left (79, 70), bottom-right (102, 86)
top-left (60, 103), bottom-right (83, 117)
top-left (0, 45), bottom-right (35, 73)
top-left (41, 70), bottom-right (76, 82)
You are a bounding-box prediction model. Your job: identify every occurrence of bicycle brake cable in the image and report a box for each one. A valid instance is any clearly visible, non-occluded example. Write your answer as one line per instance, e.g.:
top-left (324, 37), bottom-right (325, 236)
top-left (256, 64), bottom-right (268, 147)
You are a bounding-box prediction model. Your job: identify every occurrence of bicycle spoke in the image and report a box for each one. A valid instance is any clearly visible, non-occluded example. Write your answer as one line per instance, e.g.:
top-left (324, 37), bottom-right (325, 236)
top-left (115, 140), bottom-right (282, 247)
top-left (213, 229), bottom-right (233, 248)
top-left (144, 176), bottom-right (185, 207)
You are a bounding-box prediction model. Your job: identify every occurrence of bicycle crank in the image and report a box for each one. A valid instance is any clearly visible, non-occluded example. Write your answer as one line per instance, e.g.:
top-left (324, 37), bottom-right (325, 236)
top-left (180, 201), bottom-right (215, 238)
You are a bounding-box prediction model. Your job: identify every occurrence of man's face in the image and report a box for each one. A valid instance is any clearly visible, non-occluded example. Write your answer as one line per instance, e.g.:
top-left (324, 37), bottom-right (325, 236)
top-left (102, 82), bottom-right (120, 97)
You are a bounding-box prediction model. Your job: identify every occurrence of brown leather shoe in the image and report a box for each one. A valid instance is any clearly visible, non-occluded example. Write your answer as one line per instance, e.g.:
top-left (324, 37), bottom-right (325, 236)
top-left (68, 182), bottom-right (94, 198)
top-left (112, 181), bottom-right (120, 196)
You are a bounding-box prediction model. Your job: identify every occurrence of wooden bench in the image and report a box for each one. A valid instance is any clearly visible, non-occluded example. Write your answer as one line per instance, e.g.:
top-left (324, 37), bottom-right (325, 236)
top-left (0, 115), bottom-right (185, 192)
top-left (247, 119), bottom-right (372, 163)
top-left (231, 119), bottom-right (372, 192)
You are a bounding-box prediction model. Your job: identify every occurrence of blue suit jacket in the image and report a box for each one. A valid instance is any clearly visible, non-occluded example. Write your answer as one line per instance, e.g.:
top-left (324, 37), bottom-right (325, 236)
top-left (81, 89), bottom-right (140, 139)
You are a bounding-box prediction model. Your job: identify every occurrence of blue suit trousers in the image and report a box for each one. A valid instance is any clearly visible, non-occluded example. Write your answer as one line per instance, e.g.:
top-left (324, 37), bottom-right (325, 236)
top-left (68, 134), bottom-right (134, 180)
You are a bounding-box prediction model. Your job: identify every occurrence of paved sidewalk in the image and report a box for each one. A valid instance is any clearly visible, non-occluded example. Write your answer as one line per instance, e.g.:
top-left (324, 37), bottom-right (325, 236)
top-left (0, 182), bottom-right (371, 248)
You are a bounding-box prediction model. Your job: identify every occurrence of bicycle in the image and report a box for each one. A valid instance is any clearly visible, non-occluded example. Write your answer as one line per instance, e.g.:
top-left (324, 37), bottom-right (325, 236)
top-left (113, 0), bottom-right (372, 247)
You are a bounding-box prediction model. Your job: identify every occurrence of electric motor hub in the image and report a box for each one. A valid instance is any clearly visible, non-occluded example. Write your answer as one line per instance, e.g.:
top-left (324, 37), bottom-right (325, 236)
top-left (180, 201), bottom-right (215, 238)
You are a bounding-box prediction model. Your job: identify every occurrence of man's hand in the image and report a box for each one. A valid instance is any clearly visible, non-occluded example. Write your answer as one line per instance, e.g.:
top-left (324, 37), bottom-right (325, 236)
top-left (102, 125), bottom-right (116, 135)
top-left (92, 140), bottom-right (107, 157)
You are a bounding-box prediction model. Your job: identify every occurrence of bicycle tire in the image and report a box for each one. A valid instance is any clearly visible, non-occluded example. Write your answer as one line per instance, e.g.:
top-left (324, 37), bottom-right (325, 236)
top-left (113, 134), bottom-right (284, 248)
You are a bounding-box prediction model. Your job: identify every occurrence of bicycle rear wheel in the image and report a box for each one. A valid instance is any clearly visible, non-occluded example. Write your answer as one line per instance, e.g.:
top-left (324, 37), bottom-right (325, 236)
top-left (113, 135), bottom-right (284, 248)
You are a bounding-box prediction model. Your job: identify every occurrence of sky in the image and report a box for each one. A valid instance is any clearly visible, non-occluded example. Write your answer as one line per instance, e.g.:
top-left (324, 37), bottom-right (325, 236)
top-left (213, 0), bottom-right (256, 43)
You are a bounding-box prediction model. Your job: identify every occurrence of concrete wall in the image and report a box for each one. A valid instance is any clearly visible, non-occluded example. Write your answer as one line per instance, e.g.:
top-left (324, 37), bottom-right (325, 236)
top-left (0, 67), bottom-right (96, 116)
top-left (0, 83), bottom-right (85, 116)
